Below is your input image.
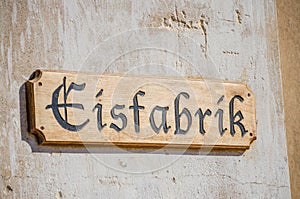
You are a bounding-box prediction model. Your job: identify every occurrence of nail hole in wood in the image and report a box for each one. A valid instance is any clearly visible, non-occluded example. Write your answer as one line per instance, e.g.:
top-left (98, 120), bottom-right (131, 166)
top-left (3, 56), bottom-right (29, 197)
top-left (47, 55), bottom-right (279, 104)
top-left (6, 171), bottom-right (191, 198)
top-left (40, 126), bottom-right (44, 130)
top-left (38, 82), bottom-right (43, 86)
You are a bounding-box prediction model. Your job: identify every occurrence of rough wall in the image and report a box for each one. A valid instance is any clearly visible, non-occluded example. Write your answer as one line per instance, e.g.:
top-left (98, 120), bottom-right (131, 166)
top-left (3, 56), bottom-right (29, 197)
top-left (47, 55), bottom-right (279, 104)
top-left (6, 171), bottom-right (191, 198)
top-left (0, 0), bottom-right (290, 198)
top-left (277, 0), bottom-right (300, 198)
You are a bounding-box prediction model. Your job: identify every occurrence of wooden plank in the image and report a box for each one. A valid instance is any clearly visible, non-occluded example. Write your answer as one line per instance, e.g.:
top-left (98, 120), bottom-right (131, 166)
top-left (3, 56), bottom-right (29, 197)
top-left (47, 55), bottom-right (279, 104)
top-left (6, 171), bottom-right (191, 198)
top-left (26, 70), bottom-right (256, 149)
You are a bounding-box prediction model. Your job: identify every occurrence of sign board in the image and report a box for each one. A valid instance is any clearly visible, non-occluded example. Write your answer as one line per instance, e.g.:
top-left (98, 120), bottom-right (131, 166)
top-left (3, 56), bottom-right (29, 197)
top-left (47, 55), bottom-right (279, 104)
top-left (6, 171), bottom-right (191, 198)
top-left (26, 70), bottom-right (256, 149)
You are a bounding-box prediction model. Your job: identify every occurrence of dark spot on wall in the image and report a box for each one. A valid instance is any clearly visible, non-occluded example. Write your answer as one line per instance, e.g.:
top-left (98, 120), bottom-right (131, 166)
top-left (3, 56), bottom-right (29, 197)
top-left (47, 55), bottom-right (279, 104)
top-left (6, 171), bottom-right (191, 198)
top-left (172, 177), bottom-right (176, 184)
top-left (6, 185), bottom-right (13, 192)
top-left (223, 51), bottom-right (239, 56)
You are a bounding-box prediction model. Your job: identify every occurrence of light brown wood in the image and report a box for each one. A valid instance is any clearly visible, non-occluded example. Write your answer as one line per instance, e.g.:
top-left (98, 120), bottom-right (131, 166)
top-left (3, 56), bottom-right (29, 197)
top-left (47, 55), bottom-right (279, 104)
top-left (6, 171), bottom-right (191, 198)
top-left (26, 70), bottom-right (256, 149)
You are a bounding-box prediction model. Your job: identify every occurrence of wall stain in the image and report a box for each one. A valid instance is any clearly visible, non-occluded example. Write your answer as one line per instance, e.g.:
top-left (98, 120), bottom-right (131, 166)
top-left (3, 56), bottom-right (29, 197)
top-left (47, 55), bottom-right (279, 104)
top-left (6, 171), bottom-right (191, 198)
top-left (235, 9), bottom-right (242, 24)
top-left (161, 7), bottom-right (209, 57)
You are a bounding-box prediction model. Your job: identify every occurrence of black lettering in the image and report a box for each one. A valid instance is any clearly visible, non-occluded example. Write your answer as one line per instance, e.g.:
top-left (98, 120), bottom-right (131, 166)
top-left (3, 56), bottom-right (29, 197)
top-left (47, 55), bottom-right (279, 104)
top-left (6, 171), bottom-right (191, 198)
top-left (195, 108), bottom-right (211, 135)
top-left (110, 104), bottom-right (127, 132)
top-left (149, 106), bottom-right (170, 133)
top-left (93, 89), bottom-right (106, 131)
top-left (229, 95), bottom-right (248, 136)
top-left (215, 109), bottom-right (227, 136)
top-left (174, 92), bottom-right (192, 135)
top-left (45, 77), bottom-right (89, 132)
top-left (214, 95), bottom-right (227, 136)
top-left (129, 90), bottom-right (145, 133)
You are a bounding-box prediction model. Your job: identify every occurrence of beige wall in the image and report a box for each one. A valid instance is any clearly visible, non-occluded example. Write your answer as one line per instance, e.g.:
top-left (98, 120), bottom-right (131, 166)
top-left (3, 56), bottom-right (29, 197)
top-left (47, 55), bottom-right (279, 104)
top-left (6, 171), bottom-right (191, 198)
top-left (0, 1), bottom-right (291, 198)
top-left (277, 0), bottom-right (300, 198)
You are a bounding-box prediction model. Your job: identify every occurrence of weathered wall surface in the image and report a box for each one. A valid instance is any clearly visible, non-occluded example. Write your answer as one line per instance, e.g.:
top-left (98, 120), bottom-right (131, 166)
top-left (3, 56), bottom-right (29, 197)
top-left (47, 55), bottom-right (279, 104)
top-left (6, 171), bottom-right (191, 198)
top-left (277, 0), bottom-right (300, 198)
top-left (0, 0), bottom-right (290, 198)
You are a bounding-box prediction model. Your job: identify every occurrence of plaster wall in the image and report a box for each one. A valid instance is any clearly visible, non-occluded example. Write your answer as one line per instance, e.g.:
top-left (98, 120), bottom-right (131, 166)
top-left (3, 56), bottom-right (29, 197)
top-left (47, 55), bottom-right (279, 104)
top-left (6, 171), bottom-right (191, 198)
top-left (0, 0), bottom-right (290, 198)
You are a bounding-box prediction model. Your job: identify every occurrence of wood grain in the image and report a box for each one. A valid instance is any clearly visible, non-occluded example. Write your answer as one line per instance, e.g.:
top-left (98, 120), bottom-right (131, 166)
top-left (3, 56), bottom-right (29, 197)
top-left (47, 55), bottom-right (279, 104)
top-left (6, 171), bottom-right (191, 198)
top-left (26, 70), bottom-right (256, 149)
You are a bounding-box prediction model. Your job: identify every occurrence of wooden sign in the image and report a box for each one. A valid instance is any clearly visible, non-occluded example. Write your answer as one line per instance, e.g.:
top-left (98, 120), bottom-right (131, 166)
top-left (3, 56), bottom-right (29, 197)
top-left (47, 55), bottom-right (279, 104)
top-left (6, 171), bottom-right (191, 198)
top-left (26, 70), bottom-right (256, 149)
